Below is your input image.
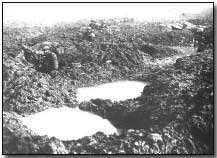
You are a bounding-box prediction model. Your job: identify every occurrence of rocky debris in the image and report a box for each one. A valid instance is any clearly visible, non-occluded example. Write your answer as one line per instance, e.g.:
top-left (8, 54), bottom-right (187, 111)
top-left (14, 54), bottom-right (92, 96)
top-left (3, 112), bottom-right (69, 154)
top-left (174, 50), bottom-right (214, 153)
top-left (45, 137), bottom-right (69, 154)
top-left (143, 50), bottom-right (214, 153)
top-left (78, 50), bottom-right (213, 154)
top-left (3, 19), bottom-right (213, 154)
top-left (139, 43), bottom-right (181, 58)
top-left (193, 26), bottom-right (213, 52)
top-left (62, 120), bottom-right (204, 154)
top-left (2, 110), bottom-right (207, 154)
top-left (3, 53), bottom-right (77, 115)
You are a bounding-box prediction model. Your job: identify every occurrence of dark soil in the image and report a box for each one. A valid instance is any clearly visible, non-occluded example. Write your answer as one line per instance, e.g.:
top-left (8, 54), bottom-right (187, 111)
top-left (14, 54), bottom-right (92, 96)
top-left (3, 19), bottom-right (214, 154)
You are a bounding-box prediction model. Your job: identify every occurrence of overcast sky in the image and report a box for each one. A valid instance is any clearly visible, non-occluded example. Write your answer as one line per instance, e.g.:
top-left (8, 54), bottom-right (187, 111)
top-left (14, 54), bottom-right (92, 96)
top-left (3, 3), bottom-right (212, 26)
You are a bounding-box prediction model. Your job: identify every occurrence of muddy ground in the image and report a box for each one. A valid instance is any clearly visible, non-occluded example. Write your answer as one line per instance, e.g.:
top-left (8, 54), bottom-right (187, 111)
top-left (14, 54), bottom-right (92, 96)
top-left (3, 19), bottom-right (214, 154)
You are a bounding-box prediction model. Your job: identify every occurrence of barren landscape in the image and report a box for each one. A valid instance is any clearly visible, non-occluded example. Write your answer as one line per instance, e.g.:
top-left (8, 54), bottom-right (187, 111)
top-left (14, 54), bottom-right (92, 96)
top-left (3, 4), bottom-right (214, 154)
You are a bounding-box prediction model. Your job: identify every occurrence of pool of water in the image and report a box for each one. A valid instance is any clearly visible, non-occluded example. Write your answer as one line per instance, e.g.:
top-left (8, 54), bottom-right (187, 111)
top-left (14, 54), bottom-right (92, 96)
top-left (21, 107), bottom-right (117, 141)
top-left (77, 81), bottom-right (148, 102)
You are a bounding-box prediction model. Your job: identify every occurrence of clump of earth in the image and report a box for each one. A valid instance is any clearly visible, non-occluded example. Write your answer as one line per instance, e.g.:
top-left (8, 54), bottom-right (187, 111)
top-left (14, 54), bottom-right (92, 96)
top-left (3, 19), bottom-right (213, 154)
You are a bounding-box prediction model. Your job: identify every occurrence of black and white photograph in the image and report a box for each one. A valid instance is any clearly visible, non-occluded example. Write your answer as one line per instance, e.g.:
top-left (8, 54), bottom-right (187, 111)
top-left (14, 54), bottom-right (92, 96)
top-left (2, 2), bottom-right (214, 155)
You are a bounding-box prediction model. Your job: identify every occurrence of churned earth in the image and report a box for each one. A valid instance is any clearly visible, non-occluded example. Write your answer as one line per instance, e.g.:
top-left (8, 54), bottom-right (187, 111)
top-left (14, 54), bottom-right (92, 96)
top-left (3, 21), bottom-right (214, 154)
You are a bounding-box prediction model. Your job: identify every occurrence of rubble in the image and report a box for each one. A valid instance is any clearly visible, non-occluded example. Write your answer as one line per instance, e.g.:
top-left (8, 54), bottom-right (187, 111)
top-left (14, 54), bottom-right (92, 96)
top-left (3, 18), bottom-right (213, 154)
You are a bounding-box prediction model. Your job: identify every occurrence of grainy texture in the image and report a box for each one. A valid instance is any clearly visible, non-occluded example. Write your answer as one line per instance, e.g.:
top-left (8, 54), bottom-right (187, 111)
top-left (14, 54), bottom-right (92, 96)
top-left (3, 18), bottom-right (213, 154)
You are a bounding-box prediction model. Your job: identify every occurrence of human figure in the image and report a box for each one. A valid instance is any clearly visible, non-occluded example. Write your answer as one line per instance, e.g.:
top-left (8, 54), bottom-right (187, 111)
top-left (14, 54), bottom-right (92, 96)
top-left (21, 42), bottom-right (59, 72)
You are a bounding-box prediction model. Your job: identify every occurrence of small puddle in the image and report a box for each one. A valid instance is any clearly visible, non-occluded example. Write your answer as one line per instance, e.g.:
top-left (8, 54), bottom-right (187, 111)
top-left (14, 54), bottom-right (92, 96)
top-left (152, 55), bottom-right (183, 67)
top-left (77, 81), bottom-right (148, 102)
top-left (21, 107), bottom-right (117, 140)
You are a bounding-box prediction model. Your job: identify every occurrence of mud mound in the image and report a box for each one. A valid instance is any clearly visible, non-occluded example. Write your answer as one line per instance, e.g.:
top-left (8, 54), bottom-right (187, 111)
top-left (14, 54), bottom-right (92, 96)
top-left (79, 50), bottom-right (213, 154)
top-left (3, 44), bottom-right (213, 154)
top-left (63, 121), bottom-right (203, 154)
top-left (3, 111), bottom-right (204, 154)
top-left (139, 43), bottom-right (181, 58)
top-left (59, 41), bottom-right (147, 73)
top-left (3, 112), bottom-right (68, 154)
top-left (3, 19), bottom-right (213, 154)
top-left (3, 54), bottom-right (77, 115)
top-left (143, 50), bottom-right (214, 153)
top-left (174, 50), bottom-right (214, 152)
